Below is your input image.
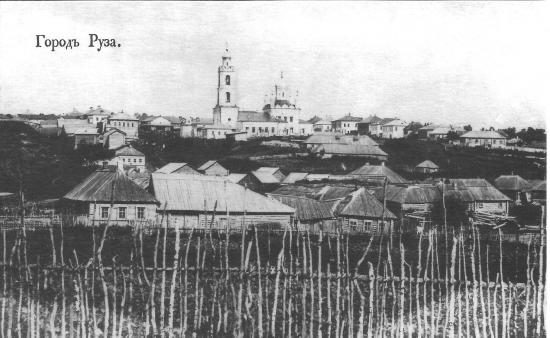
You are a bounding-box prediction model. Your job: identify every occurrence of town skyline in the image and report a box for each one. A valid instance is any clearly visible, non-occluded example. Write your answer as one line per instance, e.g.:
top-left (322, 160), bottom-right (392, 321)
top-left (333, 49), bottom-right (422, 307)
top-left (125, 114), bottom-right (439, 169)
top-left (0, 2), bottom-right (548, 129)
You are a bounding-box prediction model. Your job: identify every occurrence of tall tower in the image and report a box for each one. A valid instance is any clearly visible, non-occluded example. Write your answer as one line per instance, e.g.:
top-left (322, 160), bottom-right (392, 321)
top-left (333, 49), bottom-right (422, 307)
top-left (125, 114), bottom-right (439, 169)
top-left (213, 44), bottom-right (239, 127)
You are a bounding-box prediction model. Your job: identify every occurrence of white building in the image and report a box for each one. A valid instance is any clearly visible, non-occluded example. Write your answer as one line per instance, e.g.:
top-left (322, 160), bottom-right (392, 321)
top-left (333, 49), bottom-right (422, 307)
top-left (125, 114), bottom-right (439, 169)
top-left (460, 130), bottom-right (507, 148)
top-left (381, 119), bottom-right (407, 139)
top-left (107, 112), bottom-right (139, 140)
top-left (209, 46), bottom-right (311, 138)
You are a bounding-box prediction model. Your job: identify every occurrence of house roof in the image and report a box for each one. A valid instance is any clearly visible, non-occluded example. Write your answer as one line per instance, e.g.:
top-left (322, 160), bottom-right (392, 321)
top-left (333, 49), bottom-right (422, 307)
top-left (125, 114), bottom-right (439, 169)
top-left (281, 172), bottom-right (309, 184)
top-left (358, 115), bottom-right (382, 124)
top-left (494, 175), bottom-right (532, 192)
top-left (460, 130), bottom-right (506, 139)
top-left (304, 134), bottom-right (378, 146)
top-left (334, 115), bottom-right (362, 122)
top-left (198, 160), bottom-right (225, 172)
top-left (416, 160), bottom-right (439, 169)
top-left (269, 195), bottom-right (334, 221)
top-left (269, 184), bottom-right (357, 201)
top-left (371, 117), bottom-right (395, 125)
top-left (151, 174), bottom-right (294, 214)
top-left (115, 145), bottom-right (144, 157)
top-left (375, 185), bottom-right (442, 204)
top-left (317, 185), bottom-right (358, 201)
top-left (103, 128), bottom-right (126, 137)
top-left (201, 124), bottom-right (233, 130)
top-left (73, 128), bottom-right (99, 135)
top-left (307, 116), bottom-right (322, 124)
top-left (349, 164), bottom-right (407, 183)
top-left (225, 173), bottom-right (248, 184)
top-left (312, 144), bottom-right (388, 157)
top-left (448, 179), bottom-right (511, 201)
top-left (529, 180), bottom-right (546, 192)
top-left (382, 119), bottom-right (407, 126)
top-left (155, 162), bottom-right (196, 174)
top-left (251, 171), bottom-right (281, 184)
top-left (108, 112), bottom-right (138, 121)
top-left (334, 188), bottom-right (397, 219)
top-left (63, 168), bottom-right (157, 203)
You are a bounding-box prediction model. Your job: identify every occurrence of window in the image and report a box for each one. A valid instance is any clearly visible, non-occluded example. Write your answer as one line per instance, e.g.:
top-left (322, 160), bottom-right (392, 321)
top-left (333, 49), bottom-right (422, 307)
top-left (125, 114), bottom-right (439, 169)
top-left (137, 207), bottom-right (145, 219)
top-left (225, 75), bottom-right (230, 85)
top-left (478, 202), bottom-right (484, 208)
top-left (246, 127), bottom-right (249, 131)
top-left (272, 127), bottom-right (275, 133)
top-left (101, 207), bottom-right (109, 219)
top-left (225, 92), bottom-right (230, 103)
top-left (118, 207), bottom-right (126, 219)
top-left (218, 131), bottom-right (221, 135)
top-left (228, 118), bottom-right (231, 122)
top-left (258, 127), bottom-right (262, 133)
top-left (290, 117), bottom-right (293, 122)
top-left (133, 158), bottom-right (136, 163)
top-left (252, 127), bottom-right (255, 133)
top-left (284, 116), bottom-right (287, 122)
top-left (498, 202), bottom-right (503, 208)
top-left (350, 220), bottom-right (358, 231)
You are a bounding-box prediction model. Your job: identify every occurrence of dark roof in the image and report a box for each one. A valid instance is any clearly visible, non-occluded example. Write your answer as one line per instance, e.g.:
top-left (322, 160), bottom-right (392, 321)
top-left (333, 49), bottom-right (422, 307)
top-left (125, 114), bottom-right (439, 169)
top-left (269, 195), bottom-right (334, 221)
top-left (307, 116), bottom-right (322, 124)
top-left (198, 160), bottom-right (226, 172)
top-left (334, 188), bottom-right (397, 219)
top-left (494, 175), bottom-right (532, 192)
top-left (63, 169), bottom-right (157, 203)
top-left (349, 164), bottom-right (407, 183)
top-left (448, 179), bottom-right (511, 201)
top-left (358, 115), bottom-right (382, 124)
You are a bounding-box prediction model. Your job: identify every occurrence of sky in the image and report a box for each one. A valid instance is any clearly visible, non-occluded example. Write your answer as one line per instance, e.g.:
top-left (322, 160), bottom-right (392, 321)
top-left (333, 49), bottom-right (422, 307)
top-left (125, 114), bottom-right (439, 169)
top-left (0, 1), bottom-right (548, 130)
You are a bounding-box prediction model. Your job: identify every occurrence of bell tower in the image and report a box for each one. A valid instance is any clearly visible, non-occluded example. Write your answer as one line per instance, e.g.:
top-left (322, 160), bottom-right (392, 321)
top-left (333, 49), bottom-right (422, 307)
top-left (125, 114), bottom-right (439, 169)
top-left (213, 44), bottom-right (239, 127)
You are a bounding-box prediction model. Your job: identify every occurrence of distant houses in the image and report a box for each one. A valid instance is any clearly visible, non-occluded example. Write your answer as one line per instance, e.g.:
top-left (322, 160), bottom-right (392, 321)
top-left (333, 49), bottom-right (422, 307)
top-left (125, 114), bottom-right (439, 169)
top-left (332, 114), bottom-right (362, 134)
top-left (459, 130), bottom-right (506, 148)
top-left (494, 175), bottom-right (532, 203)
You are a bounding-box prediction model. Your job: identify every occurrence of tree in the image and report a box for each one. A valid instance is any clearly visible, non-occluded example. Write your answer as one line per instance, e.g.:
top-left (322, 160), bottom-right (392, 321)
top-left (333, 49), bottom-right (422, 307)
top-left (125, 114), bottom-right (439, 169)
top-left (431, 194), bottom-right (469, 227)
top-left (501, 127), bottom-right (516, 139)
top-left (464, 125), bottom-right (472, 131)
top-left (447, 130), bottom-right (460, 141)
top-left (404, 121), bottom-right (423, 135)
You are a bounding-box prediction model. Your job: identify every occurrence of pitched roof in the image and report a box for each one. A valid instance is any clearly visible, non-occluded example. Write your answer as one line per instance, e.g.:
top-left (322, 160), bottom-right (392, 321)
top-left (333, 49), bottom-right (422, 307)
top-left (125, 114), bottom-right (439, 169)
top-left (251, 171), bottom-right (281, 184)
top-left (460, 130), bottom-right (506, 139)
top-left (151, 174), bottom-right (294, 213)
top-left (375, 185), bottom-right (442, 204)
top-left (74, 128), bottom-right (99, 135)
top-left (115, 145), bottom-right (144, 157)
top-left (358, 115), bottom-right (382, 124)
top-left (313, 144), bottom-right (388, 157)
top-left (371, 117), bottom-right (395, 125)
top-left (449, 179), bottom-right (511, 201)
top-left (281, 172), bottom-right (309, 184)
top-left (63, 168), bottom-right (157, 203)
top-left (416, 160), bottom-right (439, 169)
top-left (529, 180), bottom-right (546, 192)
top-left (269, 195), bottom-right (334, 221)
top-left (382, 119), bottom-right (407, 126)
top-left (225, 173), bottom-right (248, 184)
top-left (304, 134), bottom-right (378, 146)
top-left (269, 184), bottom-right (357, 201)
top-left (349, 164), bottom-right (407, 183)
top-left (494, 175), bottom-right (532, 192)
top-left (103, 128), bottom-right (126, 136)
top-left (198, 160), bottom-right (225, 171)
top-left (334, 188), bottom-right (397, 219)
top-left (334, 115), bottom-right (362, 122)
top-left (317, 185), bottom-right (358, 201)
top-left (155, 163), bottom-right (196, 174)
top-left (307, 116), bottom-right (322, 124)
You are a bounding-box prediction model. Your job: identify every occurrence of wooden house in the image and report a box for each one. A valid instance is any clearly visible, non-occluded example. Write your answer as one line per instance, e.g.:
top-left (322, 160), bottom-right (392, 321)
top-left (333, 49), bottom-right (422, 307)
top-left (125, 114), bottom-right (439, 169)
top-left (349, 163), bottom-right (407, 184)
top-left (62, 167), bottom-right (158, 226)
top-left (150, 174), bottom-right (294, 229)
top-left (449, 179), bottom-right (511, 215)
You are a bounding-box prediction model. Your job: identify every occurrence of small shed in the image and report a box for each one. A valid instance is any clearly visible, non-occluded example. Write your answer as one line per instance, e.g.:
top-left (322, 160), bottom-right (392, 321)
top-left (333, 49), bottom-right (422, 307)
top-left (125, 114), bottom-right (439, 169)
top-left (198, 160), bottom-right (229, 176)
top-left (529, 180), bottom-right (546, 203)
top-left (414, 160), bottom-right (440, 174)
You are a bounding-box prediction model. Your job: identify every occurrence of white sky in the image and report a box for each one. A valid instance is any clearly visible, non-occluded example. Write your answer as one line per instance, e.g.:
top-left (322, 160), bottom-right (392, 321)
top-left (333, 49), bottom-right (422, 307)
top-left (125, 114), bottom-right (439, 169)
top-left (0, 1), bottom-right (548, 129)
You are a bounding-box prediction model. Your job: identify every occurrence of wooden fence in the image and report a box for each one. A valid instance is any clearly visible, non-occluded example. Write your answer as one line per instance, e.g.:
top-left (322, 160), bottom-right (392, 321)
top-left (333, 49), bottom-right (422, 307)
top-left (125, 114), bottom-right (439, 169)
top-left (0, 221), bottom-right (545, 337)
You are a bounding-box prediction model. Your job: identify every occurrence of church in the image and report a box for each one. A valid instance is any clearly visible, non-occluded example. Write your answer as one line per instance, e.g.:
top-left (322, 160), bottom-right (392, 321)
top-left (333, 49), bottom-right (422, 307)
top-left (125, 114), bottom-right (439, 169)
top-left (209, 46), bottom-right (313, 138)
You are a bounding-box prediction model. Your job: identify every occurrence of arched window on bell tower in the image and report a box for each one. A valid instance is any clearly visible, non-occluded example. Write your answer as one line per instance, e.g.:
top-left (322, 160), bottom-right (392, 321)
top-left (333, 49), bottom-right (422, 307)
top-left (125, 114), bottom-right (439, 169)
top-left (226, 92), bottom-right (231, 103)
top-left (225, 75), bottom-right (231, 85)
